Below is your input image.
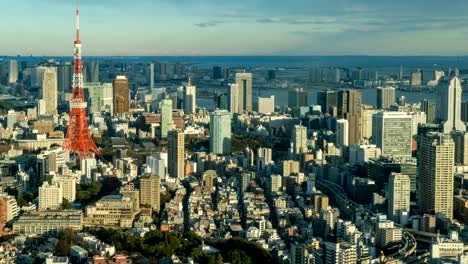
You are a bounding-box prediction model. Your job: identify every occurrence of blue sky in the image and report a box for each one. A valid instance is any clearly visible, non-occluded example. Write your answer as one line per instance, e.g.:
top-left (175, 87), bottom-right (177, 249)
top-left (2, 0), bottom-right (468, 56)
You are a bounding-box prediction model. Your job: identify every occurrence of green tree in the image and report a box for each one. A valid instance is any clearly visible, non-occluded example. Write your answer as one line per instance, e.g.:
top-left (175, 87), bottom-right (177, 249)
top-left (62, 198), bottom-right (72, 209)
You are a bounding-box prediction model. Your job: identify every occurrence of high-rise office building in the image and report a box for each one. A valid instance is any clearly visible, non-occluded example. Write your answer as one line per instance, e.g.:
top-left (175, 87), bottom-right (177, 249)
top-left (168, 130), bottom-right (185, 180)
top-left (210, 110), bottom-right (231, 155)
top-left (57, 63), bottom-right (73, 93)
top-left (258, 96), bottom-right (275, 113)
top-left (139, 176), bottom-right (161, 213)
top-left (450, 131), bottom-right (468, 165)
top-left (410, 69), bottom-right (422, 86)
top-left (150, 63), bottom-right (154, 89)
top-left (38, 181), bottom-right (63, 211)
top-left (8, 60), bottom-right (18, 84)
top-left (183, 79), bottom-right (196, 114)
top-left (215, 93), bottom-right (229, 110)
top-left (282, 160), bottom-right (300, 176)
top-left (236, 72), bottom-right (253, 113)
top-left (437, 77), bottom-right (466, 133)
top-left (288, 88), bottom-right (308, 108)
top-left (292, 125), bottom-right (308, 155)
top-left (421, 99), bottom-right (437, 124)
top-left (113, 76), bottom-right (129, 114)
top-left (338, 89), bottom-right (362, 145)
top-left (419, 132), bottom-right (454, 219)
top-left (360, 108), bottom-right (379, 142)
top-left (336, 119), bottom-right (349, 147)
top-left (84, 61), bottom-right (99, 83)
top-left (388, 173), bottom-right (410, 224)
top-left (317, 90), bottom-right (337, 115)
top-left (228, 83), bottom-right (239, 114)
top-left (372, 112), bottom-right (413, 158)
top-left (461, 101), bottom-right (468, 122)
top-left (41, 67), bottom-right (58, 116)
top-left (160, 99), bottom-right (173, 138)
top-left (377, 87), bottom-right (395, 109)
top-left (84, 83), bottom-right (114, 115)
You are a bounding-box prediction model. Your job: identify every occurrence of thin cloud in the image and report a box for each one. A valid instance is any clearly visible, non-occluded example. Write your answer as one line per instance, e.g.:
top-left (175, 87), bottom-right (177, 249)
top-left (194, 21), bottom-right (224, 28)
top-left (256, 17), bottom-right (336, 25)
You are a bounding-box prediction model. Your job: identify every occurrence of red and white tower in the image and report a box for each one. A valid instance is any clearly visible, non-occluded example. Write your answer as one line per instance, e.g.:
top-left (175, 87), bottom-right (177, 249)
top-left (63, 1), bottom-right (101, 158)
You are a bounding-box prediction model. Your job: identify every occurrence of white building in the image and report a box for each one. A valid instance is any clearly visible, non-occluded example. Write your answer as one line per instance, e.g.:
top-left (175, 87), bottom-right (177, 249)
top-left (52, 175), bottom-right (77, 203)
top-left (349, 145), bottom-right (381, 165)
top-left (336, 119), bottom-right (349, 147)
top-left (8, 60), bottom-right (18, 84)
top-left (183, 79), bottom-right (196, 114)
top-left (41, 67), bottom-right (58, 116)
top-left (210, 110), bottom-right (231, 155)
top-left (372, 111), bottom-right (413, 158)
top-left (437, 77), bottom-right (466, 133)
top-left (38, 181), bottom-right (63, 211)
top-left (387, 173), bottom-right (410, 224)
top-left (228, 83), bottom-right (239, 114)
top-left (292, 125), bottom-right (308, 155)
top-left (258, 96), bottom-right (275, 114)
top-left (430, 232), bottom-right (464, 261)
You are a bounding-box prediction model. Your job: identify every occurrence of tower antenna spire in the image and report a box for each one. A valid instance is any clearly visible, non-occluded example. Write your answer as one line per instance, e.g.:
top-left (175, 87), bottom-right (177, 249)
top-left (75, 0), bottom-right (80, 42)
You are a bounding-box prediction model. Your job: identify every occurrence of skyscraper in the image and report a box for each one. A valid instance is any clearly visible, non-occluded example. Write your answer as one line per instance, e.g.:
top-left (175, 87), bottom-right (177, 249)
top-left (84, 83), bottom-right (114, 115)
top-left (41, 67), bottom-right (58, 116)
top-left (388, 173), bottom-right (410, 224)
top-left (139, 176), bottom-right (161, 213)
top-left (113, 75), bottom-right (129, 114)
top-left (84, 61), bottom-right (99, 83)
top-left (168, 130), bottom-right (185, 180)
top-left (150, 63), bottom-right (154, 89)
top-left (437, 77), bottom-right (466, 133)
top-left (288, 88), bottom-right (308, 108)
top-left (421, 99), bottom-right (437, 124)
top-left (292, 124), bottom-right (308, 155)
top-left (377, 87), bottom-right (395, 109)
top-left (450, 131), bottom-right (468, 165)
top-left (461, 101), bottom-right (468, 122)
top-left (236, 72), bottom-right (253, 113)
top-left (228, 83), bottom-right (239, 114)
top-left (419, 133), bottom-right (454, 219)
top-left (372, 112), bottom-right (413, 158)
top-left (336, 119), bottom-right (349, 147)
top-left (57, 63), bottom-right (73, 93)
top-left (317, 90), bottom-right (337, 115)
top-left (410, 69), bottom-right (422, 86)
top-left (337, 89), bottom-right (362, 145)
top-left (8, 60), bottom-right (18, 84)
top-left (160, 99), bottom-right (173, 138)
top-left (183, 78), bottom-right (196, 114)
top-left (210, 110), bottom-right (231, 155)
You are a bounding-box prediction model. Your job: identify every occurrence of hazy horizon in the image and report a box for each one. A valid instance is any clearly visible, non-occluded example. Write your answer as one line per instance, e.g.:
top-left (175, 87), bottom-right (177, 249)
top-left (2, 0), bottom-right (468, 56)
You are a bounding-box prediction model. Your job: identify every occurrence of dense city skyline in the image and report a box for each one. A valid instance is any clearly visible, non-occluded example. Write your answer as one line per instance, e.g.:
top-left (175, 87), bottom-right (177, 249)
top-left (3, 0), bottom-right (468, 56)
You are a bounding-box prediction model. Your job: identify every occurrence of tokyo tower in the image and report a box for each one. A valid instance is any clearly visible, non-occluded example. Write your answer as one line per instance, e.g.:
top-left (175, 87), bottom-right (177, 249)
top-left (63, 1), bottom-right (101, 159)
